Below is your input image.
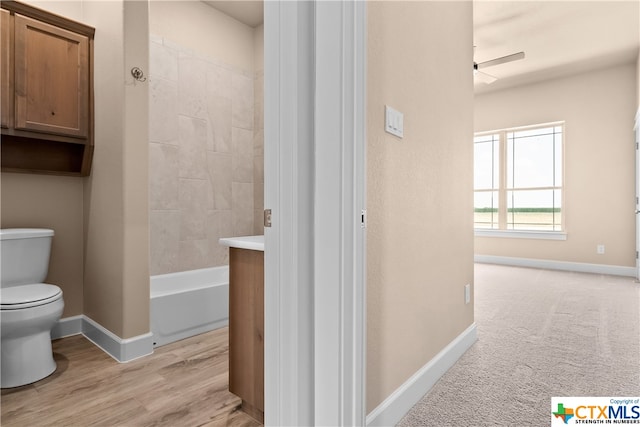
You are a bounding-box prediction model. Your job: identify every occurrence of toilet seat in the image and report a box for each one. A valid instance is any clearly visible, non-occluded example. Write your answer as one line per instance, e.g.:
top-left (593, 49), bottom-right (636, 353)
top-left (0, 284), bottom-right (62, 310)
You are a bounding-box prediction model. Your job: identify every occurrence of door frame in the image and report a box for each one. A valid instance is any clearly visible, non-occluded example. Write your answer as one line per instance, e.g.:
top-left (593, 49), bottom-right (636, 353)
top-left (635, 107), bottom-right (640, 280)
top-left (263, 1), bottom-right (367, 425)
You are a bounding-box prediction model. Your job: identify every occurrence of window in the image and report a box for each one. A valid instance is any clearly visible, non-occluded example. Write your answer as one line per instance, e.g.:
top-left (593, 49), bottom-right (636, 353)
top-left (474, 123), bottom-right (564, 233)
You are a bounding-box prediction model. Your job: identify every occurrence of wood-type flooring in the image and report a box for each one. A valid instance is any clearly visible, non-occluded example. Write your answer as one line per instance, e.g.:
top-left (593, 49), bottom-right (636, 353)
top-left (0, 327), bottom-right (262, 427)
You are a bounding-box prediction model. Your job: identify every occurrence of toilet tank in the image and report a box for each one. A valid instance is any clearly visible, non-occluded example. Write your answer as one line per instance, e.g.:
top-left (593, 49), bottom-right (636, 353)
top-left (0, 228), bottom-right (54, 287)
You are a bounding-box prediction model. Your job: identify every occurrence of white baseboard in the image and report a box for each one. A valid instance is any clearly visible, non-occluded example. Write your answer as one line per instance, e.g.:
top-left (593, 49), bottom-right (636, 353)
top-left (366, 323), bottom-right (478, 427)
top-left (51, 315), bottom-right (83, 339)
top-left (475, 255), bottom-right (636, 277)
top-left (82, 316), bottom-right (154, 363)
top-left (51, 315), bottom-right (154, 363)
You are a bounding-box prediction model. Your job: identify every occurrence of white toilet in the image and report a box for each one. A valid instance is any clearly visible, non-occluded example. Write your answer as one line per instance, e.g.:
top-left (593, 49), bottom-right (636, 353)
top-left (0, 228), bottom-right (64, 388)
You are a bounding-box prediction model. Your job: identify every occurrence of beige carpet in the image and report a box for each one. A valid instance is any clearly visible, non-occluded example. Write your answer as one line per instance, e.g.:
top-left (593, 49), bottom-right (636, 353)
top-left (398, 263), bottom-right (640, 426)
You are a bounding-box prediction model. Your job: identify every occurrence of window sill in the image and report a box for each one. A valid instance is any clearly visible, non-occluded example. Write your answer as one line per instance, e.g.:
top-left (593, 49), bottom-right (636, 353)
top-left (474, 229), bottom-right (567, 241)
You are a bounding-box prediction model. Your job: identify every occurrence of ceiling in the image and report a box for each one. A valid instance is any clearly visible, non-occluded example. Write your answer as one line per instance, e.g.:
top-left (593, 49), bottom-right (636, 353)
top-left (200, 1), bottom-right (639, 92)
top-left (473, 1), bottom-right (640, 93)
top-left (202, 0), bottom-right (264, 28)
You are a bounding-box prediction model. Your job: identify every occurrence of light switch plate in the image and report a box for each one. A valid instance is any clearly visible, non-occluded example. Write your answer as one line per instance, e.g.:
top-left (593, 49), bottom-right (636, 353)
top-left (385, 105), bottom-right (404, 138)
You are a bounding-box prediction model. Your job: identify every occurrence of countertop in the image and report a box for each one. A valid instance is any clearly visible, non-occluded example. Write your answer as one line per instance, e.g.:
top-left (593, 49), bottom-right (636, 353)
top-left (219, 235), bottom-right (264, 252)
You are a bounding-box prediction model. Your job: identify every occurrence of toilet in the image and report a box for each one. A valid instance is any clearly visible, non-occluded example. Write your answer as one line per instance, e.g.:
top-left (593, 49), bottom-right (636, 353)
top-left (0, 228), bottom-right (64, 388)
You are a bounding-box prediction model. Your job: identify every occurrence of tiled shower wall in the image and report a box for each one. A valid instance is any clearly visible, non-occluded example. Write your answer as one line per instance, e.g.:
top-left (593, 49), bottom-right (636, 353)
top-left (149, 35), bottom-right (264, 275)
top-left (253, 67), bottom-right (264, 236)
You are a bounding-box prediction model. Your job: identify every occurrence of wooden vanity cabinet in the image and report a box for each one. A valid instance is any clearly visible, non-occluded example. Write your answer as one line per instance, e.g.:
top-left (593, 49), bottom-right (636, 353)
top-left (1, 1), bottom-right (94, 176)
top-left (228, 248), bottom-right (264, 423)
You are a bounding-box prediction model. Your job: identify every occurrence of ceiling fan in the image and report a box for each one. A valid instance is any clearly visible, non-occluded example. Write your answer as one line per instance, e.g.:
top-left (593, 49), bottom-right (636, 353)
top-left (474, 50), bottom-right (525, 84)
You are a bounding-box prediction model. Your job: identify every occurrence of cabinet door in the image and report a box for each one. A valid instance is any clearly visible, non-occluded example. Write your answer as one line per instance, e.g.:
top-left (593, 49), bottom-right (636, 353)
top-left (14, 14), bottom-right (88, 138)
top-left (1, 9), bottom-right (12, 129)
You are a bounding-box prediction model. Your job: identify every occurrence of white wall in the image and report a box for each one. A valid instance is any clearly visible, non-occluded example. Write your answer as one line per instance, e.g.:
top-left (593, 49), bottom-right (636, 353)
top-left (475, 63), bottom-right (637, 268)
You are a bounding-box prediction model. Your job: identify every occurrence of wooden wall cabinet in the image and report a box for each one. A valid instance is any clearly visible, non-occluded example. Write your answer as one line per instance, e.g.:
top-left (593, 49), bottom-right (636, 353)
top-left (1, 1), bottom-right (94, 176)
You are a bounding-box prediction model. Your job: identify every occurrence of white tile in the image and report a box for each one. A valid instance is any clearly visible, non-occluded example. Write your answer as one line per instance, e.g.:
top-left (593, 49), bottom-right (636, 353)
top-left (232, 127), bottom-right (253, 156)
top-left (232, 153), bottom-right (253, 183)
top-left (179, 179), bottom-right (208, 241)
top-left (150, 41), bottom-right (178, 82)
top-left (253, 129), bottom-right (264, 157)
top-left (232, 128), bottom-right (253, 183)
top-left (232, 182), bottom-right (254, 236)
top-left (231, 73), bottom-right (254, 130)
top-left (178, 55), bottom-right (207, 119)
top-left (178, 116), bottom-right (208, 180)
top-left (207, 64), bottom-right (232, 100)
top-left (254, 181), bottom-right (264, 211)
top-left (149, 77), bottom-right (178, 144)
top-left (208, 210), bottom-right (233, 266)
top-left (207, 96), bottom-right (232, 153)
top-left (178, 239), bottom-right (211, 271)
top-left (149, 143), bottom-right (179, 210)
top-left (208, 152), bottom-right (232, 210)
top-left (254, 74), bottom-right (264, 113)
top-left (150, 210), bottom-right (180, 275)
top-left (253, 155), bottom-right (264, 184)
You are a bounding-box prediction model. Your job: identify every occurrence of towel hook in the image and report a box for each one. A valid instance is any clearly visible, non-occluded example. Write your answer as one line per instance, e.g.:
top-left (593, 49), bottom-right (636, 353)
top-left (131, 67), bottom-right (146, 82)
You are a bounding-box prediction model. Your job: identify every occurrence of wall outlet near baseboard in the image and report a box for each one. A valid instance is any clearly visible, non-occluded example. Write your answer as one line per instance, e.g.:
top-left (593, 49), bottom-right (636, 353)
top-left (465, 284), bottom-right (471, 304)
top-left (597, 244), bottom-right (605, 255)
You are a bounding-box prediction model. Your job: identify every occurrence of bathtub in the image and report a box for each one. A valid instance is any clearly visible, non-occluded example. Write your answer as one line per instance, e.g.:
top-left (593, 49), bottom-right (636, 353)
top-left (150, 266), bottom-right (229, 347)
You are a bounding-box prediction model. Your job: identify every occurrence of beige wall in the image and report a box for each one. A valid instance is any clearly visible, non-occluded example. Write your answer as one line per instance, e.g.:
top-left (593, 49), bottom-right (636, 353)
top-left (149, 1), bottom-right (255, 72)
top-left (0, 174), bottom-right (84, 317)
top-left (82, 0), bottom-right (150, 339)
top-left (1, 0), bottom-right (87, 318)
top-left (122, 0), bottom-right (150, 339)
top-left (475, 64), bottom-right (637, 267)
top-left (3, 0), bottom-right (150, 339)
top-left (367, 1), bottom-right (474, 412)
top-left (81, 0), bottom-right (125, 337)
top-left (637, 50), bottom-right (640, 109)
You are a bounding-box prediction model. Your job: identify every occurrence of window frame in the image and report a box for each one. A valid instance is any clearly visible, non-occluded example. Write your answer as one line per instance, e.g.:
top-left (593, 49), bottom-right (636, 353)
top-left (474, 122), bottom-right (567, 240)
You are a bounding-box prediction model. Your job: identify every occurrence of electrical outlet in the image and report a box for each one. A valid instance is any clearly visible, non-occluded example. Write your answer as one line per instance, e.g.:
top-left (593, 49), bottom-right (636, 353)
top-left (465, 284), bottom-right (471, 304)
top-left (597, 244), bottom-right (605, 255)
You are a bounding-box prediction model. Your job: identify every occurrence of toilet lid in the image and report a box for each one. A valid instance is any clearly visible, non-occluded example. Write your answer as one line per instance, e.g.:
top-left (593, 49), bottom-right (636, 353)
top-left (0, 284), bottom-right (62, 310)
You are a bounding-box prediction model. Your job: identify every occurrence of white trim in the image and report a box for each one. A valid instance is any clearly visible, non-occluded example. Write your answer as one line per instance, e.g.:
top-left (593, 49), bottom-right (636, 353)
top-left (264, 2), bottom-right (315, 424)
top-left (354, 0), bottom-right (368, 421)
top-left (265, 1), bottom-right (367, 424)
top-left (51, 315), bottom-right (83, 339)
top-left (475, 229), bottom-right (567, 240)
top-left (264, 2), bottom-right (367, 424)
top-left (50, 315), bottom-right (154, 362)
top-left (476, 120), bottom-right (565, 136)
top-left (633, 107), bottom-right (639, 280)
top-left (366, 324), bottom-right (478, 427)
top-left (82, 317), bottom-right (153, 363)
top-left (475, 255), bottom-right (636, 277)
top-left (314, 1), bottom-right (367, 425)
